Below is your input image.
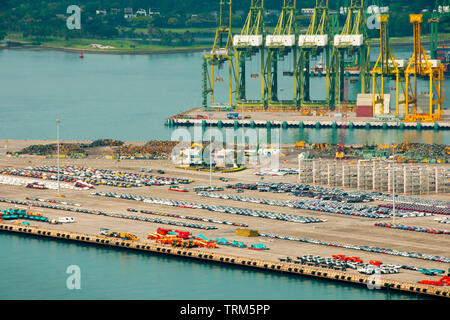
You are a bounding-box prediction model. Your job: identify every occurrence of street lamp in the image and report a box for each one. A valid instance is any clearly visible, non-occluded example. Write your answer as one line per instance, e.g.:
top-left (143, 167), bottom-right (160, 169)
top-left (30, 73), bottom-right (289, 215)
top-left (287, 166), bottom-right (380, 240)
top-left (56, 119), bottom-right (61, 196)
top-left (392, 142), bottom-right (396, 224)
top-left (209, 112), bottom-right (212, 187)
top-left (279, 88), bottom-right (284, 153)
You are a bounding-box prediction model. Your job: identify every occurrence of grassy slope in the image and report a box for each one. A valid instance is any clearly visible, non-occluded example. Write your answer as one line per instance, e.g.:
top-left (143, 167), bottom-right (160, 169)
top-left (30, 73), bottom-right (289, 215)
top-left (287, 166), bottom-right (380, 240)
top-left (5, 31), bottom-right (450, 53)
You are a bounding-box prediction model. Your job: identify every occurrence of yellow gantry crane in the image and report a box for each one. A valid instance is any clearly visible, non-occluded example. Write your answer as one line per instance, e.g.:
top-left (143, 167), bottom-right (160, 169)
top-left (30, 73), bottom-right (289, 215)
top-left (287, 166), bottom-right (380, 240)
top-left (234, 0), bottom-right (265, 108)
top-left (202, 0), bottom-right (235, 107)
top-left (371, 14), bottom-right (406, 117)
top-left (404, 14), bottom-right (444, 122)
top-left (266, 0), bottom-right (298, 107)
top-left (298, 0), bottom-right (332, 108)
top-left (332, 0), bottom-right (370, 109)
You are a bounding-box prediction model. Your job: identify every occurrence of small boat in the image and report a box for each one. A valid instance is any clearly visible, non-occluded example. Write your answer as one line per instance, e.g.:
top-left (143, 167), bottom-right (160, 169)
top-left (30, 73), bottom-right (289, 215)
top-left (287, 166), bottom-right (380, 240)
top-left (169, 185), bottom-right (188, 192)
top-left (80, 51), bottom-right (84, 58)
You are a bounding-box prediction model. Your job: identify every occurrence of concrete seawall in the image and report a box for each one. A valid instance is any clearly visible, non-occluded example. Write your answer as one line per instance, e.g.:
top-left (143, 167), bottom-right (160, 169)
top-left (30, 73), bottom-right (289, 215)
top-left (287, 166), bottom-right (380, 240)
top-left (1, 222), bottom-right (449, 299)
top-left (166, 118), bottom-right (450, 130)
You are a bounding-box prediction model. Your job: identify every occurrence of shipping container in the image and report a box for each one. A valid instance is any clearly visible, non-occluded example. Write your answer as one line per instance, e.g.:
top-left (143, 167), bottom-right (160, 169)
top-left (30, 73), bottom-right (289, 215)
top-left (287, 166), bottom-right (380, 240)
top-left (356, 105), bottom-right (373, 117)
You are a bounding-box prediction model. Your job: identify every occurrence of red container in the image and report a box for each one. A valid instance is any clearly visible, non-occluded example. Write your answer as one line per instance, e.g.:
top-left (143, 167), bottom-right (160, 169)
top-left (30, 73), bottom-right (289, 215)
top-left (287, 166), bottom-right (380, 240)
top-left (356, 105), bottom-right (373, 117)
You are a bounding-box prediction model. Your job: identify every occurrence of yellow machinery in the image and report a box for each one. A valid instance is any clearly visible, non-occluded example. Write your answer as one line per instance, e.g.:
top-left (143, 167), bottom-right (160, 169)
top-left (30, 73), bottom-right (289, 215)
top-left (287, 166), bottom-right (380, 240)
top-left (404, 14), bottom-right (444, 122)
top-left (203, 0), bottom-right (235, 107)
top-left (371, 15), bottom-right (406, 117)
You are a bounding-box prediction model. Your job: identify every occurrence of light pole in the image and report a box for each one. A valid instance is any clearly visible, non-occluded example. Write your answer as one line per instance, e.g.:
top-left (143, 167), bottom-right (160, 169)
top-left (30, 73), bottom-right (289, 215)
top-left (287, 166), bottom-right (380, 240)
top-left (392, 142), bottom-right (396, 224)
top-left (209, 112), bottom-right (212, 187)
top-left (279, 88), bottom-right (284, 153)
top-left (56, 119), bottom-right (61, 196)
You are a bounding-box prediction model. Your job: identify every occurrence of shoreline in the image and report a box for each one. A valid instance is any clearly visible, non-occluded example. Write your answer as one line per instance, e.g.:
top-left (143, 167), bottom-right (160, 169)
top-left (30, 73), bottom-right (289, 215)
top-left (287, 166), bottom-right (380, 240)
top-left (1, 223), bottom-right (448, 299)
top-left (1, 42), bottom-right (210, 55)
top-left (2, 39), bottom-right (449, 55)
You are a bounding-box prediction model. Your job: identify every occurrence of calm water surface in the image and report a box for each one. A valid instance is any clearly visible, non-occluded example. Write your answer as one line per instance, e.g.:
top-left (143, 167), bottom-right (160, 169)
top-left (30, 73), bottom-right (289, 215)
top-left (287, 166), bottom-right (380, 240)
top-left (0, 233), bottom-right (429, 300)
top-left (0, 48), bottom-right (448, 144)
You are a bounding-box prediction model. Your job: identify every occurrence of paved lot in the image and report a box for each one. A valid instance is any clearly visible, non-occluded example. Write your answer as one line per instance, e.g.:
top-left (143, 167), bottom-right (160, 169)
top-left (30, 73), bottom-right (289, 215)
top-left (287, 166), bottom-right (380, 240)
top-left (0, 146), bottom-right (449, 287)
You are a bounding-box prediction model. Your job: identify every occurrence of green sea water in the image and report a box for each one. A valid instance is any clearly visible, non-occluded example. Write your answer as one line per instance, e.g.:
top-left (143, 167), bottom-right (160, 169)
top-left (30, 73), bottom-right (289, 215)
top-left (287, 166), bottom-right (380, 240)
top-left (0, 233), bottom-right (430, 300)
top-left (0, 48), bottom-right (446, 300)
top-left (0, 48), bottom-right (448, 145)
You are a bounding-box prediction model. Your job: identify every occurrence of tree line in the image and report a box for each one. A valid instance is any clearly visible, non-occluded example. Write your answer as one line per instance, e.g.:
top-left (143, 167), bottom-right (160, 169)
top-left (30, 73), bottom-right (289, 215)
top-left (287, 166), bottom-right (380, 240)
top-left (0, 0), bottom-right (447, 43)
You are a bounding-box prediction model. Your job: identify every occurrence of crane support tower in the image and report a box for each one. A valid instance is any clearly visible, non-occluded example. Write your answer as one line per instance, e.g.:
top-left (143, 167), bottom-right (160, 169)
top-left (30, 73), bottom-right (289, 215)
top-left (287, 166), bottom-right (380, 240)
top-left (234, 0), bottom-right (266, 109)
top-left (404, 14), bottom-right (444, 122)
top-left (332, 0), bottom-right (370, 110)
top-left (371, 14), bottom-right (406, 117)
top-left (265, 0), bottom-right (298, 108)
top-left (203, 0), bottom-right (235, 108)
top-left (429, 0), bottom-right (450, 59)
top-left (297, 0), bottom-right (335, 110)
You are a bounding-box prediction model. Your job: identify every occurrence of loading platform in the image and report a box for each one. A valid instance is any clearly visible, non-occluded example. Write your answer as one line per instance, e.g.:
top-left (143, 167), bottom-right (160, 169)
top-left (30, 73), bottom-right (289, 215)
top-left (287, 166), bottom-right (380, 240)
top-left (1, 222), bottom-right (449, 299)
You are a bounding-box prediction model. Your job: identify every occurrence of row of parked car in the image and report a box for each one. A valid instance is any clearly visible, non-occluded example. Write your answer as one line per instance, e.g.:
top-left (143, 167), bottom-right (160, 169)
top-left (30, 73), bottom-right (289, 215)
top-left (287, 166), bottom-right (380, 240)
top-left (3, 166), bottom-right (191, 188)
top-left (258, 232), bottom-right (450, 263)
top-left (225, 182), bottom-right (372, 203)
top-left (378, 202), bottom-right (450, 216)
top-left (92, 192), bottom-right (326, 224)
top-left (196, 191), bottom-right (431, 219)
top-left (0, 197), bottom-right (216, 230)
top-left (435, 217), bottom-right (450, 224)
top-left (286, 254), bottom-right (402, 275)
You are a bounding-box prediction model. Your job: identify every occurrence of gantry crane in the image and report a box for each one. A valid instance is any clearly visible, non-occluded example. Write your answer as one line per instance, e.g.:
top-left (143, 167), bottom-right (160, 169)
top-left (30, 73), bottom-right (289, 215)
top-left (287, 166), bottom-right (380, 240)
top-left (297, 0), bottom-right (334, 109)
top-left (429, 0), bottom-right (450, 59)
top-left (332, 0), bottom-right (370, 110)
top-left (265, 0), bottom-right (298, 108)
top-left (202, 0), bottom-right (235, 108)
top-left (371, 14), bottom-right (406, 117)
top-left (234, 0), bottom-right (265, 108)
top-left (404, 14), bottom-right (444, 122)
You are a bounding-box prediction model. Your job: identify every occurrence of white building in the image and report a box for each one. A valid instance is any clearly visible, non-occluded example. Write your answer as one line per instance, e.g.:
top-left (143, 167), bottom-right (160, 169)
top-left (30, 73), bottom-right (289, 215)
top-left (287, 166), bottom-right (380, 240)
top-left (172, 147), bottom-right (203, 166)
top-left (136, 8), bottom-right (147, 16)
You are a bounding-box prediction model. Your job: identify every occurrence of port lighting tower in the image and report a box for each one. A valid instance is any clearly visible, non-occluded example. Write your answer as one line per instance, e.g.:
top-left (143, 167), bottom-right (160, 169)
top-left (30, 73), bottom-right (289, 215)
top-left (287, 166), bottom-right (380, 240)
top-left (371, 14), bottom-right (406, 117)
top-left (332, 0), bottom-right (370, 109)
top-left (234, 0), bottom-right (266, 109)
top-left (265, 0), bottom-right (298, 108)
top-left (297, 0), bottom-right (334, 109)
top-left (56, 119), bottom-right (61, 196)
top-left (404, 14), bottom-right (444, 122)
top-left (203, 0), bottom-right (235, 108)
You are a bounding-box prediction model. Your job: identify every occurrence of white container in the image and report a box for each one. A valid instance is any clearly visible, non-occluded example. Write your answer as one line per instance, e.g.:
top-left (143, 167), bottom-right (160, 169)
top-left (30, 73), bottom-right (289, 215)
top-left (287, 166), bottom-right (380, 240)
top-left (266, 35), bottom-right (295, 47)
top-left (334, 34), bottom-right (362, 46)
top-left (350, 34), bottom-right (363, 46)
top-left (233, 35), bottom-right (263, 47)
top-left (374, 93), bottom-right (391, 115)
top-left (298, 35), bottom-right (328, 47)
top-left (388, 59), bottom-right (407, 68)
